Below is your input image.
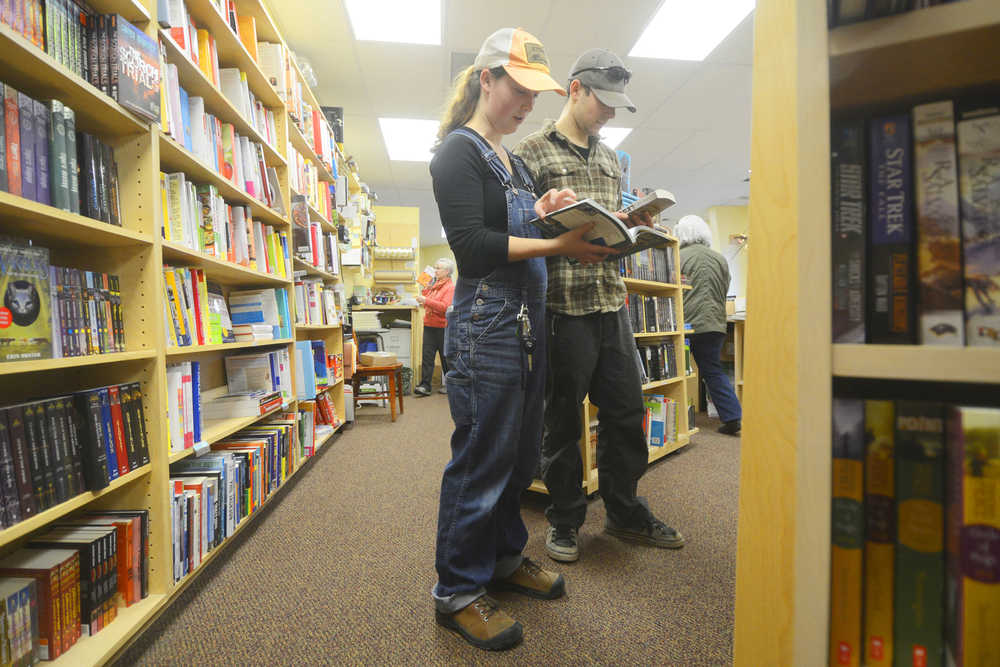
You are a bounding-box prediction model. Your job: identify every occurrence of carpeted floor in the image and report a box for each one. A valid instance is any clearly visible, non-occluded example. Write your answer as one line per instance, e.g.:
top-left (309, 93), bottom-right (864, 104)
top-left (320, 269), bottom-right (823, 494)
top-left (116, 393), bottom-right (739, 666)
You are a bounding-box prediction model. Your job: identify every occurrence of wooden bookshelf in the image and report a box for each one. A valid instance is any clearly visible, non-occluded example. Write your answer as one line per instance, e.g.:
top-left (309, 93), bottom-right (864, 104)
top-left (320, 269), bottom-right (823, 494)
top-left (0, 25), bottom-right (149, 138)
top-left (308, 201), bottom-right (336, 232)
top-left (634, 331), bottom-right (684, 339)
top-left (296, 324), bottom-right (342, 332)
top-left (293, 257), bottom-right (338, 281)
top-left (734, 3), bottom-right (1000, 665)
top-left (157, 133), bottom-right (289, 227)
top-left (287, 119), bottom-right (336, 182)
top-left (0, 465), bottom-right (151, 549)
top-left (623, 278), bottom-right (683, 293)
top-left (168, 402), bottom-right (286, 464)
top-left (0, 0), bottom-right (357, 662)
top-left (158, 31), bottom-right (285, 168)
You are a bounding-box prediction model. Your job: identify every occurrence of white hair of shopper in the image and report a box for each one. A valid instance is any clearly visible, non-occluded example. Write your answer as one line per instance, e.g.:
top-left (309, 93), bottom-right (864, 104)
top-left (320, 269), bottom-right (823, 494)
top-left (435, 257), bottom-right (455, 276)
top-left (675, 215), bottom-right (713, 248)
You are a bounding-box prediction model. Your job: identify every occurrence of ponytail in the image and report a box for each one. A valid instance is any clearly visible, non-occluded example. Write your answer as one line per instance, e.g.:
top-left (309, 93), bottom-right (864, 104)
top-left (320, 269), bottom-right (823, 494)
top-left (434, 66), bottom-right (506, 149)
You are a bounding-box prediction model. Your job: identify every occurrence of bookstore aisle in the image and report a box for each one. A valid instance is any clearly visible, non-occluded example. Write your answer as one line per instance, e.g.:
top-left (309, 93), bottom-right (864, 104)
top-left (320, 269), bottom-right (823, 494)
top-left (116, 397), bottom-right (739, 665)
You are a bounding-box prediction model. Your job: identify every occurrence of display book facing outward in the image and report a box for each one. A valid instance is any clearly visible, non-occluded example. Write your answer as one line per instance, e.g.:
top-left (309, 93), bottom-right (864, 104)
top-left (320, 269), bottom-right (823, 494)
top-left (529, 190), bottom-right (696, 498)
top-left (0, 0), bottom-right (352, 662)
top-left (734, 2), bottom-right (1000, 667)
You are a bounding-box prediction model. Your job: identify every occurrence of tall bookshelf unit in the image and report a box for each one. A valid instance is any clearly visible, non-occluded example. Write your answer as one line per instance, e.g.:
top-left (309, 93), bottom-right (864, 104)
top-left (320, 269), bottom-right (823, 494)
top-left (734, 2), bottom-right (1000, 664)
top-left (529, 234), bottom-right (699, 496)
top-left (0, 0), bottom-right (356, 662)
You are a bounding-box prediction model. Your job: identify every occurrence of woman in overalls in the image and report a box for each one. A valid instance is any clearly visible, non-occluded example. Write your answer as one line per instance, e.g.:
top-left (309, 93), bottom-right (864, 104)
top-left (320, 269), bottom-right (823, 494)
top-left (429, 28), bottom-right (617, 651)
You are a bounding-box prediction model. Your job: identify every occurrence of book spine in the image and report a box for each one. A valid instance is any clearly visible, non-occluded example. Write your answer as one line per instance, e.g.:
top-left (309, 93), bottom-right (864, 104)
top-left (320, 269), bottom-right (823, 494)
top-left (946, 406), bottom-right (1000, 667)
top-left (87, 11), bottom-right (100, 90)
top-left (830, 397), bottom-right (864, 667)
top-left (0, 85), bottom-right (6, 193)
top-left (49, 100), bottom-right (70, 212)
top-left (97, 13), bottom-right (108, 95)
top-left (3, 85), bottom-right (21, 197)
top-left (107, 14), bottom-right (119, 103)
top-left (4, 406), bottom-right (37, 518)
top-left (868, 114), bottom-right (916, 344)
top-left (60, 396), bottom-right (86, 494)
top-left (956, 105), bottom-right (1000, 347)
top-left (130, 382), bottom-right (150, 466)
top-left (913, 101), bottom-right (964, 345)
top-left (42, 399), bottom-right (70, 503)
top-left (98, 388), bottom-right (120, 481)
top-left (863, 400), bottom-right (895, 666)
top-left (23, 403), bottom-right (54, 510)
top-left (33, 98), bottom-right (50, 206)
top-left (72, 391), bottom-right (109, 490)
top-left (18, 91), bottom-right (36, 202)
top-left (63, 105), bottom-right (79, 214)
top-left (118, 384), bottom-right (140, 471)
top-left (895, 401), bottom-right (946, 667)
top-left (0, 410), bottom-right (18, 527)
top-left (107, 386), bottom-right (130, 476)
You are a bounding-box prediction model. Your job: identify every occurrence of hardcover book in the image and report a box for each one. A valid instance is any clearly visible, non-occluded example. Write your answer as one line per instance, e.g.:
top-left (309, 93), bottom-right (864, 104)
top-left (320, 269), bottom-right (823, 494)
top-left (111, 15), bottom-right (161, 121)
top-left (864, 400), bottom-right (895, 666)
top-left (869, 114), bottom-right (915, 344)
top-left (956, 101), bottom-right (1000, 347)
top-left (831, 398), bottom-right (865, 667)
top-left (0, 239), bottom-right (52, 361)
top-left (895, 401), bottom-right (946, 667)
top-left (832, 121), bottom-right (867, 343)
top-left (946, 406), bottom-right (1000, 667)
top-left (913, 101), bottom-right (964, 345)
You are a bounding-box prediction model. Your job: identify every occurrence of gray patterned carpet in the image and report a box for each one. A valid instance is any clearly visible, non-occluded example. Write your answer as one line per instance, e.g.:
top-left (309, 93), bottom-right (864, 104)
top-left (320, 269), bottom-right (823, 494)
top-left (116, 394), bottom-right (739, 665)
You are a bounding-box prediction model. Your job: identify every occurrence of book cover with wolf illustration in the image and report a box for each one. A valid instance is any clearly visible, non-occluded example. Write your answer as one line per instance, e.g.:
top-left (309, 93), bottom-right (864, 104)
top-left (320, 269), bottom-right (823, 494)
top-left (0, 239), bottom-right (52, 361)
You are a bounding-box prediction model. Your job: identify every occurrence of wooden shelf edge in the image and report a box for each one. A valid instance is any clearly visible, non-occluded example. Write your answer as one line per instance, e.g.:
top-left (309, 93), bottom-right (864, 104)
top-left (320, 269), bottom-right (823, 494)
top-left (162, 240), bottom-right (291, 285)
top-left (0, 192), bottom-right (154, 246)
top-left (287, 119), bottom-right (336, 183)
top-left (642, 376), bottom-right (685, 391)
top-left (832, 344), bottom-right (1000, 383)
top-left (0, 350), bottom-right (157, 376)
top-left (634, 331), bottom-right (685, 339)
top-left (50, 593), bottom-right (166, 667)
top-left (293, 258), bottom-right (339, 281)
top-left (623, 278), bottom-right (683, 291)
top-left (0, 465), bottom-right (151, 549)
top-left (166, 338), bottom-right (294, 357)
top-left (295, 324), bottom-right (343, 331)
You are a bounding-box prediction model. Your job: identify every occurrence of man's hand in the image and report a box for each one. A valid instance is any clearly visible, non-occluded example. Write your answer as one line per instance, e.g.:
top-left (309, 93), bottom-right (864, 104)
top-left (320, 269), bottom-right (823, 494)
top-left (534, 188), bottom-right (577, 220)
top-left (555, 223), bottom-right (619, 265)
top-left (616, 210), bottom-right (654, 228)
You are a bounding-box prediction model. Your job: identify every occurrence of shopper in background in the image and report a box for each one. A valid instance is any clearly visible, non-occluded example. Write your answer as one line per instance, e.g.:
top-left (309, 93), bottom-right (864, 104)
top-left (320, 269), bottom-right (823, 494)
top-left (414, 258), bottom-right (456, 396)
top-left (516, 48), bottom-right (686, 566)
top-left (429, 28), bottom-right (617, 651)
top-left (676, 214), bottom-right (742, 435)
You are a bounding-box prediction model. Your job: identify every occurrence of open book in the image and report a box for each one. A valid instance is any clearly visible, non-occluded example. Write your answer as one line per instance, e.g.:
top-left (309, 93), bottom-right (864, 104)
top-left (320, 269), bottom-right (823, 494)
top-left (528, 189), bottom-right (676, 257)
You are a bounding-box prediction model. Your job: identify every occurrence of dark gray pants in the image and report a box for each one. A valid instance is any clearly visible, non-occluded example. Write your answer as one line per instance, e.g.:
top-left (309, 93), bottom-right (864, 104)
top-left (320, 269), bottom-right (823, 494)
top-left (419, 325), bottom-right (447, 388)
top-left (541, 306), bottom-right (652, 530)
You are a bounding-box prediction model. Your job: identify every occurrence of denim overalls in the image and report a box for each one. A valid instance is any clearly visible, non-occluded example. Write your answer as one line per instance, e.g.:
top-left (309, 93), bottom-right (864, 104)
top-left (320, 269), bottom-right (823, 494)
top-left (433, 128), bottom-right (548, 612)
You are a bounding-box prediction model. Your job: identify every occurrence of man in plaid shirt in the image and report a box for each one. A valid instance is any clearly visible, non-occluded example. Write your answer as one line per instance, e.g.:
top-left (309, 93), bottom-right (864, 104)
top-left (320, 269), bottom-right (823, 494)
top-left (515, 49), bottom-right (685, 563)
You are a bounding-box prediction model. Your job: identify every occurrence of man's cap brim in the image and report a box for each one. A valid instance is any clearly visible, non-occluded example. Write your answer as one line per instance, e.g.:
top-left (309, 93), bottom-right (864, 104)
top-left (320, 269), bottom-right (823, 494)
top-left (591, 87), bottom-right (637, 112)
top-left (504, 65), bottom-right (567, 96)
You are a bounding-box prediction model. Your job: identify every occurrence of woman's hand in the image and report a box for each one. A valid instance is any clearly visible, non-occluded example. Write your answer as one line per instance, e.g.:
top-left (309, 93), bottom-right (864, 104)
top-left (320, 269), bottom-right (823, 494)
top-left (534, 188), bottom-right (577, 220)
top-left (415, 295), bottom-right (426, 305)
top-left (554, 223), bottom-right (619, 264)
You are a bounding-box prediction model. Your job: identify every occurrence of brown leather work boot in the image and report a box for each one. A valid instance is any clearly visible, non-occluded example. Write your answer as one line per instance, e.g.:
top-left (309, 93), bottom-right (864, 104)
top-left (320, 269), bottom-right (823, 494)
top-left (490, 557), bottom-right (566, 600)
top-left (435, 595), bottom-right (523, 650)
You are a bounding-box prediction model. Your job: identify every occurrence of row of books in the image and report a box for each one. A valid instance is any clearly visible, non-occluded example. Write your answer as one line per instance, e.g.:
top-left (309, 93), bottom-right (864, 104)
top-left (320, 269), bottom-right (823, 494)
top-left (830, 399), bottom-right (999, 667)
top-left (619, 245), bottom-right (677, 284)
top-left (159, 9), bottom-right (278, 149)
top-left (828, 0), bottom-right (962, 28)
top-left (642, 394), bottom-right (681, 447)
top-left (0, 239), bottom-right (125, 363)
top-left (292, 194), bottom-right (340, 273)
top-left (295, 340), bottom-right (332, 400)
top-left (229, 287), bottom-right (292, 341)
top-left (2, 4), bottom-right (160, 123)
top-left (831, 98), bottom-right (999, 347)
top-left (2, 86), bottom-right (122, 223)
top-left (297, 394), bottom-right (340, 458)
top-left (293, 276), bottom-right (342, 328)
top-left (159, 61), bottom-right (281, 213)
top-left (0, 383), bottom-right (150, 530)
top-left (637, 339), bottom-right (679, 383)
top-left (626, 294), bottom-right (679, 334)
top-left (160, 172), bottom-right (289, 275)
top-left (288, 148), bottom-right (334, 218)
top-left (224, 348), bottom-right (293, 405)
top-left (169, 414), bottom-right (299, 581)
top-left (0, 509), bottom-right (148, 661)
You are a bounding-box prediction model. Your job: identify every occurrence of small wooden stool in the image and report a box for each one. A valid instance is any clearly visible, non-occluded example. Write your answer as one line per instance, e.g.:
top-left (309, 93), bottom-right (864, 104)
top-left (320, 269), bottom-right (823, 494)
top-left (352, 362), bottom-right (405, 422)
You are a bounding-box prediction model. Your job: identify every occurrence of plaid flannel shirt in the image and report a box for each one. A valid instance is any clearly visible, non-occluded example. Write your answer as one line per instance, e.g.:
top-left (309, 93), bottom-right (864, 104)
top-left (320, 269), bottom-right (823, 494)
top-left (515, 120), bottom-right (626, 316)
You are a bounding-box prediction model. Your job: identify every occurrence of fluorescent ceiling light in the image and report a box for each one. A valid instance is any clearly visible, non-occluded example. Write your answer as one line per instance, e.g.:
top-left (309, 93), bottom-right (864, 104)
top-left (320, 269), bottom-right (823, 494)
top-left (629, 0), bottom-right (754, 61)
top-left (600, 127), bottom-right (633, 150)
top-left (344, 0), bottom-right (441, 45)
top-left (379, 118), bottom-right (439, 161)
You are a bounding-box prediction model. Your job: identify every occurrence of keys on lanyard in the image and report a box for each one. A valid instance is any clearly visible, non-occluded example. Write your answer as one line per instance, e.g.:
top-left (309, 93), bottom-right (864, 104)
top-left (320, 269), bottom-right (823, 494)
top-left (516, 303), bottom-right (535, 373)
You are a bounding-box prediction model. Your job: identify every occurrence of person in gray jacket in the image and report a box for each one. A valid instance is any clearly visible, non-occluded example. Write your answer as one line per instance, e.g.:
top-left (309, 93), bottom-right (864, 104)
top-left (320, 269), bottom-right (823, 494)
top-left (677, 215), bottom-right (742, 435)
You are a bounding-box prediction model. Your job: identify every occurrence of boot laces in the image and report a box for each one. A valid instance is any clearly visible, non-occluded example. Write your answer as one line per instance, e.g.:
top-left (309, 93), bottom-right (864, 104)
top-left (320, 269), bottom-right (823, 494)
top-left (472, 596), bottom-right (498, 622)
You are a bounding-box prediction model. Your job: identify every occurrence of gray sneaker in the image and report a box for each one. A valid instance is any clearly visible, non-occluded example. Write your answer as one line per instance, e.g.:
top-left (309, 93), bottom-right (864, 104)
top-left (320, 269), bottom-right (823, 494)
top-left (438, 386), bottom-right (447, 394)
top-left (605, 517), bottom-right (685, 549)
top-left (414, 385), bottom-right (431, 396)
top-left (545, 526), bottom-right (579, 562)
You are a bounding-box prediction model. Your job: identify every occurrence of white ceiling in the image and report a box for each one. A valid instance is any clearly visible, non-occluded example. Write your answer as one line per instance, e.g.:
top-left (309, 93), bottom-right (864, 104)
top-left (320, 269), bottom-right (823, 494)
top-left (271, 1), bottom-right (754, 245)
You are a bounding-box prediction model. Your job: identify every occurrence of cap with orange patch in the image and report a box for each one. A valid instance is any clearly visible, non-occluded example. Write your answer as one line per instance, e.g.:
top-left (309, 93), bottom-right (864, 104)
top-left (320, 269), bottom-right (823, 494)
top-left (473, 28), bottom-right (566, 96)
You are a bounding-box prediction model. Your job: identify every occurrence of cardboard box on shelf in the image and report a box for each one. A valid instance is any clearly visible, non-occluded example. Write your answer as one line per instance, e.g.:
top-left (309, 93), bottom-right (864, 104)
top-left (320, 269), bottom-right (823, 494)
top-left (360, 351), bottom-right (397, 366)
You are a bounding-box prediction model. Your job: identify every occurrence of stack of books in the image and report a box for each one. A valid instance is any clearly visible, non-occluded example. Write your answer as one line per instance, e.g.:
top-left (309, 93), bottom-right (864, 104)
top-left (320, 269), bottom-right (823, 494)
top-left (200, 389), bottom-right (281, 420)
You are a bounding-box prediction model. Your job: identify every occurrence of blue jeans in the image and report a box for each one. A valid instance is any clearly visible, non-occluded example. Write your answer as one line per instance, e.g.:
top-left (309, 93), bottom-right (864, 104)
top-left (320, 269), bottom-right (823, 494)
top-left (689, 331), bottom-right (742, 423)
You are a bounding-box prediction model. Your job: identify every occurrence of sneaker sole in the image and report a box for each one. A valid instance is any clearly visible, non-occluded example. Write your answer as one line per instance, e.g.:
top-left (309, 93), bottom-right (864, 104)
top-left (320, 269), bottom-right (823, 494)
top-left (491, 574), bottom-right (566, 600)
top-left (605, 525), bottom-right (686, 549)
top-left (434, 611), bottom-right (523, 650)
top-left (545, 545), bottom-right (579, 563)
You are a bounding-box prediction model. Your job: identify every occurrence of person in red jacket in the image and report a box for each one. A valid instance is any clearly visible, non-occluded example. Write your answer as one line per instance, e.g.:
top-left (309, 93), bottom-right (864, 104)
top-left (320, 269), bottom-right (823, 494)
top-left (415, 258), bottom-right (456, 395)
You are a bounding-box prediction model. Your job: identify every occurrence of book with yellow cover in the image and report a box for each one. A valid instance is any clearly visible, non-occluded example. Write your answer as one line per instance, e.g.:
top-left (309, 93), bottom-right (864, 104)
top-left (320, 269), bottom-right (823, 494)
top-left (946, 406), bottom-right (1000, 667)
top-left (865, 400), bottom-right (895, 666)
top-left (831, 397), bottom-right (865, 667)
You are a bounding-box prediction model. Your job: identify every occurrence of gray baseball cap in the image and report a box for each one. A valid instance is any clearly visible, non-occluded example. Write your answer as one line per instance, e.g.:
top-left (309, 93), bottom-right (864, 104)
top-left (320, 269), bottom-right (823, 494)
top-left (568, 48), bottom-right (636, 113)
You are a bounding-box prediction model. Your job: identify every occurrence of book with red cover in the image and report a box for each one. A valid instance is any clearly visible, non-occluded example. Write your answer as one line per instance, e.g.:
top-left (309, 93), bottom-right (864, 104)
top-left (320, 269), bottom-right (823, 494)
top-left (107, 386), bottom-right (131, 477)
top-left (0, 548), bottom-right (78, 660)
